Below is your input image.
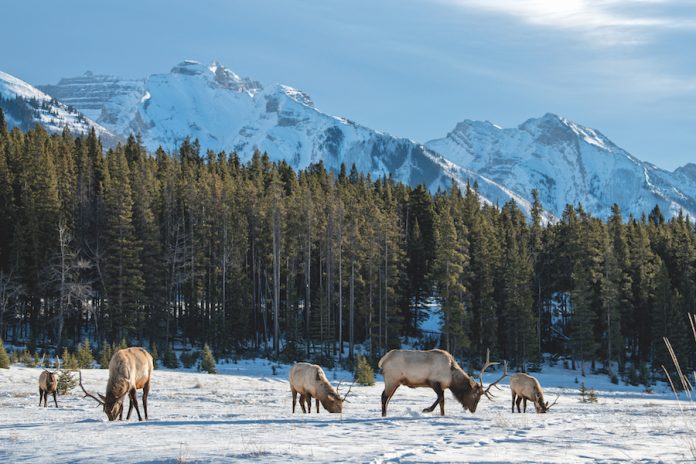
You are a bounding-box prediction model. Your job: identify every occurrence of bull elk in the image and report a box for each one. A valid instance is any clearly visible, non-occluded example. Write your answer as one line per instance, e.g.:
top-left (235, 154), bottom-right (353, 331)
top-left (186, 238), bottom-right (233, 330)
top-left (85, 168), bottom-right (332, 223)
top-left (38, 370), bottom-right (59, 407)
top-left (378, 348), bottom-right (507, 416)
top-left (289, 362), bottom-right (353, 414)
top-left (510, 372), bottom-right (558, 413)
top-left (80, 347), bottom-right (153, 421)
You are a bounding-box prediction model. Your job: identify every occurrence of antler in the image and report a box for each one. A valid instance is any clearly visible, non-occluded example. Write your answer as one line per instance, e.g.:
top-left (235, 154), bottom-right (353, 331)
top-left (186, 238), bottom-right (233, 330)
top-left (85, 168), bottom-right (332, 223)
top-left (79, 370), bottom-right (105, 406)
top-left (341, 380), bottom-right (355, 402)
top-left (545, 393), bottom-right (560, 411)
top-left (479, 349), bottom-right (508, 399)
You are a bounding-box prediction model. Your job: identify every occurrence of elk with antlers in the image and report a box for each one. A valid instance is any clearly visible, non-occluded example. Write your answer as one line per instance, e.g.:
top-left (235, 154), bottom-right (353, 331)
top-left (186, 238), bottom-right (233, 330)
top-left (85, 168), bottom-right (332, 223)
top-left (289, 362), bottom-right (353, 414)
top-left (510, 372), bottom-right (558, 413)
top-left (378, 348), bottom-right (507, 416)
top-left (80, 347), bottom-right (153, 421)
top-left (38, 370), bottom-right (59, 408)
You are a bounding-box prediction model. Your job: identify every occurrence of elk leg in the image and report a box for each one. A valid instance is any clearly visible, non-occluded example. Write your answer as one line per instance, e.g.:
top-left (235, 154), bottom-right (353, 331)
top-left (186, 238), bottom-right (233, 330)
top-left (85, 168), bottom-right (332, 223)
top-left (516, 396), bottom-right (523, 413)
top-left (422, 382), bottom-right (445, 415)
top-left (307, 394), bottom-right (312, 413)
top-left (511, 392), bottom-right (516, 413)
top-left (299, 394), bottom-right (307, 413)
top-left (39, 389), bottom-right (43, 407)
top-left (523, 398), bottom-right (527, 413)
top-left (125, 398), bottom-right (133, 420)
top-left (129, 388), bottom-right (143, 421)
top-left (52, 391), bottom-right (58, 408)
top-left (381, 384), bottom-right (399, 417)
top-left (292, 390), bottom-right (298, 413)
top-left (142, 381), bottom-right (150, 420)
top-left (315, 397), bottom-right (320, 414)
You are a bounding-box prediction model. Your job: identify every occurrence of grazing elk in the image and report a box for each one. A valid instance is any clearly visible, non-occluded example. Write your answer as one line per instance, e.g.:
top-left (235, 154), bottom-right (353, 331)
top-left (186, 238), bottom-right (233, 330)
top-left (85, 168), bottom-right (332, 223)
top-left (38, 370), bottom-right (59, 407)
top-left (289, 362), bottom-right (352, 414)
top-left (378, 348), bottom-right (507, 417)
top-left (510, 372), bottom-right (559, 413)
top-left (80, 347), bottom-right (153, 421)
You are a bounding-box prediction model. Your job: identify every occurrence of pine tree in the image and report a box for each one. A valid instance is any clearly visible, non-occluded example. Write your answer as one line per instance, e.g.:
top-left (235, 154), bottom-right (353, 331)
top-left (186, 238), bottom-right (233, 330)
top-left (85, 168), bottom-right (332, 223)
top-left (354, 354), bottom-right (375, 385)
top-left (200, 344), bottom-right (216, 374)
top-left (0, 339), bottom-right (10, 368)
top-left (99, 341), bottom-right (113, 368)
top-left (76, 339), bottom-right (94, 368)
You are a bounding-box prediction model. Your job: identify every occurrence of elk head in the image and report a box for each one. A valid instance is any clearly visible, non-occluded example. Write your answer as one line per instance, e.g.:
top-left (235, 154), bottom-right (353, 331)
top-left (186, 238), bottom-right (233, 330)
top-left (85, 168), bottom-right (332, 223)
top-left (451, 348), bottom-right (508, 413)
top-left (535, 393), bottom-right (560, 413)
top-left (324, 380), bottom-right (355, 413)
top-left (79, 370), bottom-right (123, 421)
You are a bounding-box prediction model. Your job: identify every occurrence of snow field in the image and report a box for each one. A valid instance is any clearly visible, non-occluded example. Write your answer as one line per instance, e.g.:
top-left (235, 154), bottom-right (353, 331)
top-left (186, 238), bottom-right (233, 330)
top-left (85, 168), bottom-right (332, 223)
top-left (0, 361), bottom-right (692, 463)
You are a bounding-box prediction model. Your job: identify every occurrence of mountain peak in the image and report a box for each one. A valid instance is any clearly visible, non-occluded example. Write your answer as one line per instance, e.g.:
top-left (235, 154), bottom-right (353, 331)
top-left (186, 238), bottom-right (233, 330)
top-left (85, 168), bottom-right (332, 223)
top-left (275, 84), bottom-right (314, 107)
top-left (170, 60), bottom-right (209, 76)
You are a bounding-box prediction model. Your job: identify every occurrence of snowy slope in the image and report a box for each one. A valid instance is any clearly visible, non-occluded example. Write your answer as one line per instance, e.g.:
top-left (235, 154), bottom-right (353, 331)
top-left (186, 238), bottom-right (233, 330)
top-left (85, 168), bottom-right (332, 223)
top-left (39, 61), bottom-right (519, 199)
top-left (0, 361), bottom-right (691, 463)
top-left (427, 114), bottom-right (696, 219)
top-left (0, 71), bottom-right (118, 144)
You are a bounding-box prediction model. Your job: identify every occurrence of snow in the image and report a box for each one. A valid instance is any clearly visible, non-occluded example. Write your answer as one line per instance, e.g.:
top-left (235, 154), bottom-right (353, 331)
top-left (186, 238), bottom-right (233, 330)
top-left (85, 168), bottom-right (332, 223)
top-left (427, 114), bottom-right (696, 220)
top-left (0, 360), bottom-right (691, 463)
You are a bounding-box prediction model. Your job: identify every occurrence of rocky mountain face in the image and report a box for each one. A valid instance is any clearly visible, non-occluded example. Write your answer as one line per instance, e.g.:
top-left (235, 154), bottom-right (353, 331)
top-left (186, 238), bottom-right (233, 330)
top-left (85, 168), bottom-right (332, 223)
top-left (426, 113), bottom-right (696, 219)
top-left (4, 61), bottom-right (694, 220)
top-left (0, 70), bottom-right (117, 143)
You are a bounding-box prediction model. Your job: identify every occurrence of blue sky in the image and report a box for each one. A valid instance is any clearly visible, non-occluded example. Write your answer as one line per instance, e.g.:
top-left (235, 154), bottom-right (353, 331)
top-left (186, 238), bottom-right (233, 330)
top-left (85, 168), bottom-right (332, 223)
top-left (2, 0), bottom-right (694, 169)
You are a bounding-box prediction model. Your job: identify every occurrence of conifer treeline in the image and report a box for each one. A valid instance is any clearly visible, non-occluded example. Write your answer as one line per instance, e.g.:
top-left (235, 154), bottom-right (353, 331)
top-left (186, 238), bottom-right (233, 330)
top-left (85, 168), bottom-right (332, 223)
top-left (0, 109), bottom-right (694, 377)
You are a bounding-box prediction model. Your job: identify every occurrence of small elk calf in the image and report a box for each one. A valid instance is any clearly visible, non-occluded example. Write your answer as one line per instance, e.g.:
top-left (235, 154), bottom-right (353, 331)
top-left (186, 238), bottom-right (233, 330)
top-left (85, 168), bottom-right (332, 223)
top-left (289, 362), bottom-right (352, 414)
top-left (38, 370), bottom-right (59, 408)
top-left (510, 372), bottom-right (559, 413)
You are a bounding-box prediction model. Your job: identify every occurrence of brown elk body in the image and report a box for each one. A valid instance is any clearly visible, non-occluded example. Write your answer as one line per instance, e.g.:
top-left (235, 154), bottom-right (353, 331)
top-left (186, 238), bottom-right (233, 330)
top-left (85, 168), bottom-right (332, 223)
top-left (378, 349), bottom-right (507, 417)
top-left (80, 347), bottom-right (153, 421)
top-left (510, 372), bottom-right (558, 413)
top-left (289, 362), bottom-right (349, 414)
top-left (38, 370), bottom-right (58, 407)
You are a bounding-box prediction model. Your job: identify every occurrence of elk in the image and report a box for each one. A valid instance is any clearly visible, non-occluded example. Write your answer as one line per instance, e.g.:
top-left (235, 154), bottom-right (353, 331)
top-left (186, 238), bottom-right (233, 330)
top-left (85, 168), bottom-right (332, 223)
top-left (378, 348), bottom-right (507, 417)
top-left (510, 372), bottom-right (559, 413)
top-left (38, 370), bottom-right (59, 407)
top-left (289, 362), bottom-right (352, 414)
top-left (80, 347), bottom-right (153, 421)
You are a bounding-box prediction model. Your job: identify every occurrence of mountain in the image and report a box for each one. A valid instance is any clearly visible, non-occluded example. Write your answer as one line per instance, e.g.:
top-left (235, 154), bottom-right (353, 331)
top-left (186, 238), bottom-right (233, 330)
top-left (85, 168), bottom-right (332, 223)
top-left (30, 61), bottom-right (696, 219)
top-left (38, 60), bottom-right (522, 200)
top-left (426, 113), bottom-right (696, 219)
top-left (0, 70), bottom-right (118, 144)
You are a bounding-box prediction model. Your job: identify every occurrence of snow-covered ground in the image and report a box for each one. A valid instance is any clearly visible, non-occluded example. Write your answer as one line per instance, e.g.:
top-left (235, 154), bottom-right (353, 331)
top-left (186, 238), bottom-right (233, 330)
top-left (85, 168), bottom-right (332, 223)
top-left (0, 360), bottom-right (692, 463)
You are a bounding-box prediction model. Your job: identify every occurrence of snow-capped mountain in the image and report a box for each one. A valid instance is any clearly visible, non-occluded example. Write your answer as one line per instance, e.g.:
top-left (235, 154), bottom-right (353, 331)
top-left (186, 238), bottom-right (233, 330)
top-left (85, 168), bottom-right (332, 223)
top-left (426, 114), bottom-right (696, 219)
top-left (39, 60), bottom-right (510, 195)
top-left (0, 70), bottom-right (118, 143)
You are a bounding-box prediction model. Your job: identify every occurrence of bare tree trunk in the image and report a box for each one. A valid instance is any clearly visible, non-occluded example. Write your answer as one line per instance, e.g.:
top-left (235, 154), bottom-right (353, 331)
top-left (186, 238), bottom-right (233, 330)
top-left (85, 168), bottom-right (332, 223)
top-left (272, 205), bottom-right (281, 358)
top-left (349, 254), bottom-right (355, 360)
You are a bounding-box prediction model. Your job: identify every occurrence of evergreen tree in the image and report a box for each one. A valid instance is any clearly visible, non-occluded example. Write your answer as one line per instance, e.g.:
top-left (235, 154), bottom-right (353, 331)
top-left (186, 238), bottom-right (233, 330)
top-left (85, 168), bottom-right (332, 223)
top-left (200, 344), bottom-right (217, 373)
top-left (0, 339), bottom-right (10, 368)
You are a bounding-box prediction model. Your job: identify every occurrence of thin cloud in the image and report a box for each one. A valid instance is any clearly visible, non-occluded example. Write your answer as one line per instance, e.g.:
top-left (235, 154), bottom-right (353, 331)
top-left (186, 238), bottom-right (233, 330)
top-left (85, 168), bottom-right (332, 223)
top-left (441, 0), bottom-right (695, 45)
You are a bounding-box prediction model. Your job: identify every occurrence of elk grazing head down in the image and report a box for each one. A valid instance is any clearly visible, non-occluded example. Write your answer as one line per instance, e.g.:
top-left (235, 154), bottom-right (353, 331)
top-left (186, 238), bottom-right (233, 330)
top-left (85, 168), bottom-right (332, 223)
top-left (378, 348), bottom-right (507, 416)
top-left (80, 347), bottom-right (153, 421)
top-left (510, 372), bottom-right (559, 414)
top-left (289, 362), bottom-right (353, 414)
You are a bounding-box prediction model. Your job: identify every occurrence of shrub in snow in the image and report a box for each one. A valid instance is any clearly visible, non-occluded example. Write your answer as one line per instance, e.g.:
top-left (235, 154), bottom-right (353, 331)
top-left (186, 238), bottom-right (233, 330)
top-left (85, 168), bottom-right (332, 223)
top-left (76, 339), bottom-right (94, 369)
top-left (354, 355), bottom-right (375, 386)
top-left (150, 344), bottom-right (159, 368)
top-left (180, 350), bottom-right (199, 368)
top-left (57, 370), bottom-right (77, 395)
top-left (99, 342), bottom-right (113, 369)
top-left (200, 344), bottom-right (217, 374)
top-left (163, 345), bottom-right (180, 369)
top-left (0, 340), bottom-right (9, 368)
top-left (61, 348), bottom-right (78, 370)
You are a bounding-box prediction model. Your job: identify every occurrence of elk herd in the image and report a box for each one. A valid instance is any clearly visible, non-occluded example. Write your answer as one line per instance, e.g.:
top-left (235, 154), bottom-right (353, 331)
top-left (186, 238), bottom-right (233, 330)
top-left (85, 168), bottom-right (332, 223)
top-left (33, 346), bottom-right (559, 421)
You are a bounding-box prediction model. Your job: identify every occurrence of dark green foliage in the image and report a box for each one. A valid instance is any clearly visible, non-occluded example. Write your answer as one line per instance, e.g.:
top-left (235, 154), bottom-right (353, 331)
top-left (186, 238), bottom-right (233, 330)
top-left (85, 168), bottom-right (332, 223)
top-left (162, 345), bottom-right (179, 369)
top-left (0, 122), bottom-right (694, 383)
top-left (200, 344), bottom-right (216, 374)
top-left (0, 340), bottom-right (9, 368)
top-left (150, 344), bottom-right (159, 369)
top-left (180, 350), bottom-right (199, 368)
top-left (57, 370), bottom-right (77, 395)
top-left (61, 348), bottom-right (78, 370)
top-left (99, 342), bottom-right (114, 369)
top-left (354, 355), bottom-right (375, 386)
top-left (76, 339), bottom-right (94, 369)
